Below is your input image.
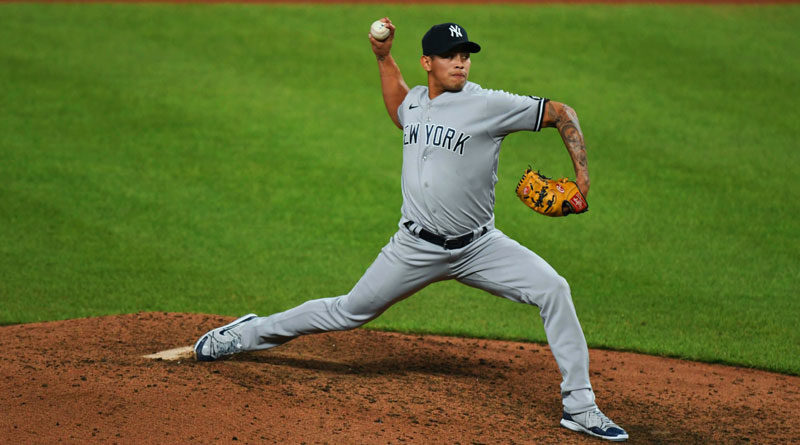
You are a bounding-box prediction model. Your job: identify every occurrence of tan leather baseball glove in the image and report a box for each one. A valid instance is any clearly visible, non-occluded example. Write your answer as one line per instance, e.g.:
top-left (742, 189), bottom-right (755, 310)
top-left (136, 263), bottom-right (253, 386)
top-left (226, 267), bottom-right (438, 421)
top-left (515, 167), bottom-right (588, 217)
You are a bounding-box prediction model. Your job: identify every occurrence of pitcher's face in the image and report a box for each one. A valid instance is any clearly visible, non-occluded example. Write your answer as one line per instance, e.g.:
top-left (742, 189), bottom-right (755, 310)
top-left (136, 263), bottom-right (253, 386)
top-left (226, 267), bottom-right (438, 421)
top-left (423, 51), bottom-right (471, 95)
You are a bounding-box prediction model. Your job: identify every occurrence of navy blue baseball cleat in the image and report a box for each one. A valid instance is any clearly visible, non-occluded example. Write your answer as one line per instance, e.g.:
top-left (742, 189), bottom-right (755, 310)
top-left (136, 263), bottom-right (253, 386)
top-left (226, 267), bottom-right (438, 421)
top-left (561, 408), bottom-right (628, 441)
top-left (194, 314), bottom-right (258, 362)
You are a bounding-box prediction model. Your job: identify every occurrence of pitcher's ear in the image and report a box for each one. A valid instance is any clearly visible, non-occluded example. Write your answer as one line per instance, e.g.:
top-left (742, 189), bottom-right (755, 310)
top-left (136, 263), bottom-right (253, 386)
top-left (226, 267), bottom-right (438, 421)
top-left (420, 55), bottom-right (432, 72)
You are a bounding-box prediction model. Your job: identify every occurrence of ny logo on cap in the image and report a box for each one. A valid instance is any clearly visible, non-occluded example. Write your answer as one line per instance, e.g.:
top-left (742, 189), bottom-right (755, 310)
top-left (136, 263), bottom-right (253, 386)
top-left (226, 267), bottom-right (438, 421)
top-left (449, 25), bottom-right (463, 38)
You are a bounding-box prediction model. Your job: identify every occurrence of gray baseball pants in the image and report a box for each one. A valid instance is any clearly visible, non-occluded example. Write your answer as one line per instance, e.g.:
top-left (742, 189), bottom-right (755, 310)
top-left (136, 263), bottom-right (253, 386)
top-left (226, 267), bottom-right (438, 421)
top-left (239, 224), bottom-right (597, 414)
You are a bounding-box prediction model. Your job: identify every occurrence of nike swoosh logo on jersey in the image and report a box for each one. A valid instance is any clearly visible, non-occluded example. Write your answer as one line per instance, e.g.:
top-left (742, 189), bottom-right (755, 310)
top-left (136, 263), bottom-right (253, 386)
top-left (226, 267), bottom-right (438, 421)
top-left (409, 104), bottom-right (419, 109)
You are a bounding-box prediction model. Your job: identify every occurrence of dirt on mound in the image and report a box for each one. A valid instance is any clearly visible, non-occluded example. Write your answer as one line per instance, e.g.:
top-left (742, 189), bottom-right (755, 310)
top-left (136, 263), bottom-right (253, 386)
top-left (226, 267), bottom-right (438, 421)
top-left (1, 312), bottom-right (798, 444)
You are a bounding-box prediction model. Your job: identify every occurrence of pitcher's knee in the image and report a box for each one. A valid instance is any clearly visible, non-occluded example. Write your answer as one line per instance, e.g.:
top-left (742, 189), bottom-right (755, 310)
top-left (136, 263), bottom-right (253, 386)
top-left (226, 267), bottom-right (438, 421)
top-left (551, 275), bottom-right (571, 298)
top-left (328, 297), bottom-right (378, 330)
top-left (543, 275), bottom-right (576, 313)
top-left (524, 274), bottom-right (571, 307)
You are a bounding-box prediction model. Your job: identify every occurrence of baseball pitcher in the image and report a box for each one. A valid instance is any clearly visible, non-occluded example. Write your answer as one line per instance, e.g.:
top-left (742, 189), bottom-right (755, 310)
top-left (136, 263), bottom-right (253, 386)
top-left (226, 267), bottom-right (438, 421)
top-left (194, 19), bottom-right (627, 442)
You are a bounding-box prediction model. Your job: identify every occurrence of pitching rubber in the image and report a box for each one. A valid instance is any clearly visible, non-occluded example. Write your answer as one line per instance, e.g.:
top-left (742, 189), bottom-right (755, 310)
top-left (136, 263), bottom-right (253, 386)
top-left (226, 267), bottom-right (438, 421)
top-left (142, 345), bottom-right (195, 361)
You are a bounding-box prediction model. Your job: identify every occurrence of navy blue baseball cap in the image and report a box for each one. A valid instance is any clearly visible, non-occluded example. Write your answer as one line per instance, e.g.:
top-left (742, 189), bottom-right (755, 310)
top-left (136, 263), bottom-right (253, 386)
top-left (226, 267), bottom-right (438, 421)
top-left (422, 23), bottom-right (481, 56)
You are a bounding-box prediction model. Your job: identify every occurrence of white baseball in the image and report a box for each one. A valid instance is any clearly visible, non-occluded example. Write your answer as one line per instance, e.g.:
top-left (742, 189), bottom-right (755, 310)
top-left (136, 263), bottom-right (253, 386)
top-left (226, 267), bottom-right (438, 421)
top-left (370, 20), bottom-right (390, 41)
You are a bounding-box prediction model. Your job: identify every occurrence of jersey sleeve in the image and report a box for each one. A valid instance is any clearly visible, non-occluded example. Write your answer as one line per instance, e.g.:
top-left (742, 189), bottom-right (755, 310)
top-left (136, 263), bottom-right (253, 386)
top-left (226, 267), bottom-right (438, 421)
top-left (484, 90), bottom-right (549, 138)
top-left (397, 86), bottom-right (424, 127)
top-left (397, 101), bottom-right (406, 127)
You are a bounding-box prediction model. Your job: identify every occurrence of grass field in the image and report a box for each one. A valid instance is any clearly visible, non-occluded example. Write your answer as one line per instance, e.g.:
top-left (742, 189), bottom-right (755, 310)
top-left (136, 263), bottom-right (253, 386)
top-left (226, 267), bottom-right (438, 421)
top-left (1, 4), bottom-right (798, 374)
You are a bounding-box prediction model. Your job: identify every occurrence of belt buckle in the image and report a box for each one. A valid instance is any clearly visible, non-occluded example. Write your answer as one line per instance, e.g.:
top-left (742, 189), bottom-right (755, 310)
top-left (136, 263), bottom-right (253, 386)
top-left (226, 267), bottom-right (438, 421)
top-left (444, 235), bottom-right (469, 250)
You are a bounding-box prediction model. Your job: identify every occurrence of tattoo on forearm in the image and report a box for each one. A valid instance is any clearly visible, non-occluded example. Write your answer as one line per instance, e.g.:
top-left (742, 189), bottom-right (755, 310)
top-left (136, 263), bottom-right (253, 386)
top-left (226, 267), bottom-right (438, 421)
top-left (550, 104), bottom-right (589, 180)
top-left (561, 123), bottom-right (587, 167)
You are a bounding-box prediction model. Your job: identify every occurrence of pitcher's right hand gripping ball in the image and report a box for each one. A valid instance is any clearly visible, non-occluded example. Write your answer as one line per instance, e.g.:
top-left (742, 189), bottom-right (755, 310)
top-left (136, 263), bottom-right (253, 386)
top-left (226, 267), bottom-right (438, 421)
top-left (370, 20), bottom-right (390, 41)
top-left (516, 167), bottom-right (588, 217)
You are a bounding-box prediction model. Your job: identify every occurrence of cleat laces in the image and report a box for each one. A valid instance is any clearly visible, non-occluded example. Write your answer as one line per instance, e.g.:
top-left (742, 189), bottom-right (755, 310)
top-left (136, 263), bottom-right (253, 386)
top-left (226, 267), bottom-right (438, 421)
top-left (208, 330), bottom-right (244, 358)
top-left (585, 409), bottom-right (618, 430)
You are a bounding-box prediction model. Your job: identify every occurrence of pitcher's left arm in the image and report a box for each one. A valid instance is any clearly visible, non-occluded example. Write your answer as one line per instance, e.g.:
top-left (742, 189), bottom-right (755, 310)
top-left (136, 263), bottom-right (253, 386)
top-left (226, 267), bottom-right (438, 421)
top-left (541, 101), bottom-right (589, 196)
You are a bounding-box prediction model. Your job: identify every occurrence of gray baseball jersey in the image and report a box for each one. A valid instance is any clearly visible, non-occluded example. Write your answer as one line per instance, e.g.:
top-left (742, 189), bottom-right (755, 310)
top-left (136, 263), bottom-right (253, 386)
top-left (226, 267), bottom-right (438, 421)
top-left (233, 81), bottom-right (597, 415)
top-left (397, 81), bottom-right (548, 236)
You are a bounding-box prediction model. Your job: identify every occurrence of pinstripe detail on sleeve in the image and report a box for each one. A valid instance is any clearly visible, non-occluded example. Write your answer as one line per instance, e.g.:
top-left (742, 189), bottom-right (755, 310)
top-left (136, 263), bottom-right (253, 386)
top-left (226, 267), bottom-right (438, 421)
top-left (529, 96), bottom-right (549, 132)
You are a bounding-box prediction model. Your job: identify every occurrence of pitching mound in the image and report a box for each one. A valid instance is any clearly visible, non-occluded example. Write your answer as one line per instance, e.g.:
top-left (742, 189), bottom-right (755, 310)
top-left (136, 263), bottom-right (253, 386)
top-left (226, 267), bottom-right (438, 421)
top-left (1, 313), bottom-right (798, 444)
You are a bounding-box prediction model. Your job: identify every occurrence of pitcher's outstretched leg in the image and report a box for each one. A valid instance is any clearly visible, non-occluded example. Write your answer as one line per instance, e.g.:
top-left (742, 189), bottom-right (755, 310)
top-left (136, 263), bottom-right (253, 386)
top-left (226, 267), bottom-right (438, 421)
top-left (194, 229), bottom-right (448, 360)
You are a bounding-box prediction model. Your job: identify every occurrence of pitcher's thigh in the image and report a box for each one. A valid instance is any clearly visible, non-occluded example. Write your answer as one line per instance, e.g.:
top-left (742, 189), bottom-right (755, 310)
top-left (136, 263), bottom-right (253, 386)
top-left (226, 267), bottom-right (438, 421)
top-left (456, 232), bottom-right (570, 306)
top-left (337, 230), bottom-right (449, 320)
